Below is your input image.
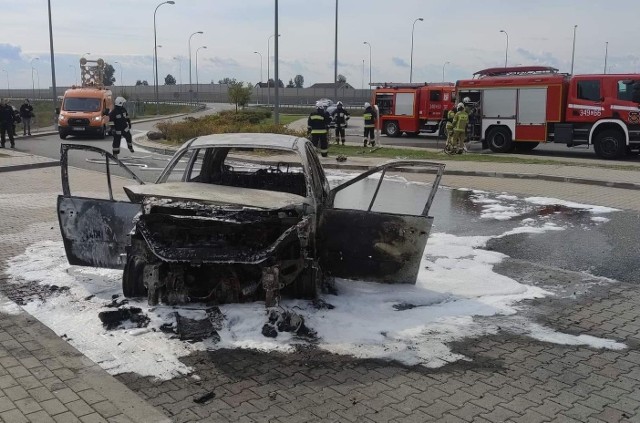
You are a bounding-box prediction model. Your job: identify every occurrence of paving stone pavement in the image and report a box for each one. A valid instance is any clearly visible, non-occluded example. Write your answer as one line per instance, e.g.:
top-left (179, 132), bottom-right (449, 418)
top-left (1, 160), bottom-right (640, 422)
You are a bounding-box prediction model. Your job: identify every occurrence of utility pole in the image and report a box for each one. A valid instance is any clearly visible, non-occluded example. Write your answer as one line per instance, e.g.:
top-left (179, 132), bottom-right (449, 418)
top-left (604, 41), bottom-right (609, 74)
top-left (274, 0), bottom-right (279, 124)
top-left (47, 0), bottom-right (58, 126)
top-left (570, 25), bottom-right (577, 74)
top-left (334, 0), bottom-right (338, 101)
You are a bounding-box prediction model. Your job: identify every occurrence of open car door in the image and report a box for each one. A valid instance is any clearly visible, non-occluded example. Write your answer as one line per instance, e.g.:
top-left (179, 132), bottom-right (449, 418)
top-left (57, 144), bottom-right (144, 269)
top-left (319, 161), bottom-right (444, 284)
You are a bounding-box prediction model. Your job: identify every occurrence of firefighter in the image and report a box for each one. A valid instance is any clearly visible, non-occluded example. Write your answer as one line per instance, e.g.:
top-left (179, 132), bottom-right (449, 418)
top-left (444, 108), bottom-right (456, 153)
top-left (452, 102), bottom-right (469, 154)
top-left (109, 96), bottom-right (134, 157)
top-left (331, 101), bottom-right (350, 145)
top-left (307, 101), bottom-right (331, 157)
top-left (0, 99), bottom-right (15, 148)
top-left (363, 102), bottom-right (376, 147)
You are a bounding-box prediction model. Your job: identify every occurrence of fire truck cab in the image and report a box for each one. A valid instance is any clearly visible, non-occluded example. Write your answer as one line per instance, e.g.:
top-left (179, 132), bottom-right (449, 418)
top-left (373, 83), bottom-right (455, 138)
top-left (456, 66), bottom-right (640, 159)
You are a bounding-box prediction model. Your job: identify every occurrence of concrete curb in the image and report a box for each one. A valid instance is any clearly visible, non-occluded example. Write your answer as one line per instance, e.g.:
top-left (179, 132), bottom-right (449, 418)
top-left (0, 159), bottom-right (60, 173)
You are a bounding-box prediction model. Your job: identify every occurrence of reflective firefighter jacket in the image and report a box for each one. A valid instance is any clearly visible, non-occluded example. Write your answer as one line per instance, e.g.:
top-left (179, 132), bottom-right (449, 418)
top-left (363, 106), bottom-right (376, 128)
top-left (452, 110), bottom-right (469, 133)
top-left (307, 110), bottom-right (331, 134)
top-left (446, 109), bottom-right (456, 128)
top-left (332, 107), bottom-right (350, 126)
top-left (109, 106), bottom-right (131, 131)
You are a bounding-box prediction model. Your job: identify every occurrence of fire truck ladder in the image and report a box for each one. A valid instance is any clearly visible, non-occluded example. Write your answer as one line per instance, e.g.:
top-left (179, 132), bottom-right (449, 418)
top-left (79, 58), bottom-right (105, 88)
top-left (473, 66), bottom-right (560, 78)
top-left (369, 82), bottom-right (454, 88)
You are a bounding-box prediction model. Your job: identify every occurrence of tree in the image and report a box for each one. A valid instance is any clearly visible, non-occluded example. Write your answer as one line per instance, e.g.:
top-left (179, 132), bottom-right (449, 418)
top-left (227, 81), bottom-right (252, 112)
top-left (218, 77), bottom-right (237, 85)
top-left (294, 74), bottom-right (304, 88)
top-left (103, 63), bottom-right (116, 86)
top-left (286, 79), bottom-right (295, 88)
top-left (135, 80), bottom-right (149, 86)
top-left (164, 74), bottom-right (176, 85)
top-left (337, 74), bottom-right (347, 83)
top-left (266, 78), bottom-right (284, 88)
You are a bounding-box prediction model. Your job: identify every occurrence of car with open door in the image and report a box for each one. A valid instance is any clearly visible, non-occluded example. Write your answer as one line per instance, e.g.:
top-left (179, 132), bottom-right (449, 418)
top-left (57, 133), bottom-right (444, 307)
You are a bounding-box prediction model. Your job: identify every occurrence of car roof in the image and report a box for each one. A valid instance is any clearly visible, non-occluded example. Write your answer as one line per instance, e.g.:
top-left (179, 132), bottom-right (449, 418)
top-left (187, 133), bottom-right (307, 151)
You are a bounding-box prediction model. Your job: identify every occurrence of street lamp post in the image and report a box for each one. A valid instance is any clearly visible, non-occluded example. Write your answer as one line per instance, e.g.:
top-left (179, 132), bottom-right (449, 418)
top-left (195, 46), bottom-right (207, 97)
top-left (47, 0), bottom-right (58, 128)
top-left (35, 69), bottom-right (41, 99)
top-left (253, 51), bottom-right (263, 83)
top-left (499, 30), bottom-right (509, 67)
top-left (604, 41), bottom-right (609, 74)
top-left (173, 57), bottom-right (182, 93)
top-left (334, 0), bottom-right (339, 101)
top-left (363, 41), bottom-right (372, 91)
top-left (154, 1), bottom-right (175, 114)
top-left (152, 45), bottom-right (162, 88)
top-left (30, 58), bottom-right (39, 100)
top-left (442, 61), bottom-right (450, 82)
top-left (274, 0), bottom-right (280, 124)
top-left (267, 33), bottom-right (280, 107)
top-left (114, 61), bottom-right (124, 90)
top-left (570, 25), bottom-right (577, 74)
top-left (188, 30), bottom-right (203, 104)
top-left (409, 17), bottom-right (424, 83)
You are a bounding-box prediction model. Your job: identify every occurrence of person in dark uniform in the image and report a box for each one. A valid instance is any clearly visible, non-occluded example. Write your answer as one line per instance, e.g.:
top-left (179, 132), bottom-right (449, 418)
top-left (20, 99), bottom-right (34, 136)
top-left (331, 101), bottom-right (350, 145)
top-left (307, 102), bottom-right (331, 157)
top-left (109, 96), bottom-right (134, 157)
top-left (363, 102), bottom-right (376, 147)
top-left (0, 99), bottom-right (15, 148)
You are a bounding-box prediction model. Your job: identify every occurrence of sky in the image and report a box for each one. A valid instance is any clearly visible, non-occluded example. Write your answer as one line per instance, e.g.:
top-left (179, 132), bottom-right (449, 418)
top-left (4, 187), bottom-right (624, 379)
top-left (1, 0), bottom-right (639, 90)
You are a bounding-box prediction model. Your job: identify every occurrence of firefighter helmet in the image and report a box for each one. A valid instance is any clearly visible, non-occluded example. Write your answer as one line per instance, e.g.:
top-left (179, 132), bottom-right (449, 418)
top-left (463, 97), bottom-right (471, 103)
top-left (364, 102), bottom-right (371, 108)
top-left (337, 101), bottom-right (343, 107)
top-left (115, 96), bottom-right (127, 107)
top-left (457, 103), bottom-right (465, 111)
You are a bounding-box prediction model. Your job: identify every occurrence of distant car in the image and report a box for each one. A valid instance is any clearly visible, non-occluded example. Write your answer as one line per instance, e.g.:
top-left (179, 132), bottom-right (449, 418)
top-left (57, 134), bottom-right (444, 307)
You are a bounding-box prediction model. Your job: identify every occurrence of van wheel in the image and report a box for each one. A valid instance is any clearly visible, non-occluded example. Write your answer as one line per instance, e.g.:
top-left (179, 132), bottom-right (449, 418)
top-left (594, 129), bottom-right (626, 160)
top-left (487, 127), bottom-right (514, 153)
top-left (385, 121), bottom-right (401, 137)
top-left (98, 125), bottom-right (106, 139)
top-left (59, 132), bottom-right (67, 140)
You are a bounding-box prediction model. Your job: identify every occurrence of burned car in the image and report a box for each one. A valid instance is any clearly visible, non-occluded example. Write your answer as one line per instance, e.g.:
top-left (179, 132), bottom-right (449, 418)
top-left (57, 133), bottom-right (444, 307)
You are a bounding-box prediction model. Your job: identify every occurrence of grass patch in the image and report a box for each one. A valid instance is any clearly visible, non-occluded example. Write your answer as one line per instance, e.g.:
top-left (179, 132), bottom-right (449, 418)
top-left (267, 114), bottom-right (306, 125)
top-left (133, 103), bottom-right (193, 118)
top-left (155, 109), bottom-right (304, 144)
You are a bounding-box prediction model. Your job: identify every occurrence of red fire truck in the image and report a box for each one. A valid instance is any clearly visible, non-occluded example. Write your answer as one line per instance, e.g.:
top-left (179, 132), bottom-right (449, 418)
top-left (373, 83), bottom-right (456, 137)
top-left (457, 66), bottom-right (640, 159)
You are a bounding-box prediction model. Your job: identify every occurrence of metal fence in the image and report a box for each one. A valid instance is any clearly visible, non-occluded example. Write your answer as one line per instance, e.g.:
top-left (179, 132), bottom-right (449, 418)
top-left (3, 84), bottom-right (373, 107)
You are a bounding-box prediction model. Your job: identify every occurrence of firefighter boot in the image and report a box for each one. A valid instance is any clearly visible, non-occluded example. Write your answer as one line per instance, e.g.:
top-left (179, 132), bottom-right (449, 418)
top-left (363, 139), bottom-right (367, 147)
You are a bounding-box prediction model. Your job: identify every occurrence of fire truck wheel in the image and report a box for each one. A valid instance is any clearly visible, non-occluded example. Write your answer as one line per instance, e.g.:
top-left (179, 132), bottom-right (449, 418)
top-left (486, 127), bottom-right (514, 153)
top-left (385, 121), bottom-right (401, 137)
top-left (594, 129), bottom-right (626, 160)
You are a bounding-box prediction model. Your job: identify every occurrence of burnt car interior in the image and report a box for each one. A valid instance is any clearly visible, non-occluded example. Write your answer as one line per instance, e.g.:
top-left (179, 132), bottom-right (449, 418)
top-left (187, 147), bottom-right (308, 197)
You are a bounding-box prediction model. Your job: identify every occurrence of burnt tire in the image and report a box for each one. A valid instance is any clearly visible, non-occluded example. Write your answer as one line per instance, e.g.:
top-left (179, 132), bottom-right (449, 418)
top-left (594, 129), bottom-right (626, 160)
top-left (486, 126), bottom-right (514, 153)
top-left (385, 121), bottom-right (401, 137)
top-left (122, 256), bottom-right (147, 298)
top-left (515, 141), bottom-right (539, 152)
top-left (292, 261), bottom-right (320, 300)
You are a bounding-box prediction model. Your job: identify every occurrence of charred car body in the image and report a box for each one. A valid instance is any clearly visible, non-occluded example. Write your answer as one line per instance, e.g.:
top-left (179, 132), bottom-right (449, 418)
top-left (57, 134), bottom-right (444, 307)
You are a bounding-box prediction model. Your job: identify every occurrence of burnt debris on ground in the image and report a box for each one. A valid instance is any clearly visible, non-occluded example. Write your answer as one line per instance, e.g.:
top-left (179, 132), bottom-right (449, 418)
top-left (1, 280), bottom-right (70, 306)
top-left (262, 309), bottom-right (316, 339)
top-left (98, 307), bottom-right (150, 330)
top-left (161, 307), bottom-right (224, 342)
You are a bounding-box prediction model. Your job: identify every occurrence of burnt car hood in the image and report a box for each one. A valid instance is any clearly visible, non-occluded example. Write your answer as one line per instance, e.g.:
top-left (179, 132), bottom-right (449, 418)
top-left (124, 182), bottom-right (310, 209)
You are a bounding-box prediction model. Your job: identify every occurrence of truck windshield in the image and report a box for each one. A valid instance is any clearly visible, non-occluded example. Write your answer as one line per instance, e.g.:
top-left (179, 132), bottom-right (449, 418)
top-left (63, 98), bottom-right (101, 112)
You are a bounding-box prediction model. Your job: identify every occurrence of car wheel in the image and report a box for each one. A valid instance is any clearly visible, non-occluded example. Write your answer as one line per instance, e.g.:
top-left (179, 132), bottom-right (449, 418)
top-left (594, 129), bottom-right (626, 160)
top-left (293, 260), bottom-right (320, 299)
top-left (385, 121), bottom-right (401, 137)
top-left (122, 255), bottom-right (147, 297)
top-left (59, 132), bottom-right (68, 140)
top-left (515, 141), bottom-right (539, 152)
top-left (486, 126), bottom-right (514, 153)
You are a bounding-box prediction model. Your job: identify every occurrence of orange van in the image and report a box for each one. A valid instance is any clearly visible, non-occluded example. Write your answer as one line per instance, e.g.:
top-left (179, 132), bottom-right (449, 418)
top-left (58, 86), bottom-right (113, 139)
